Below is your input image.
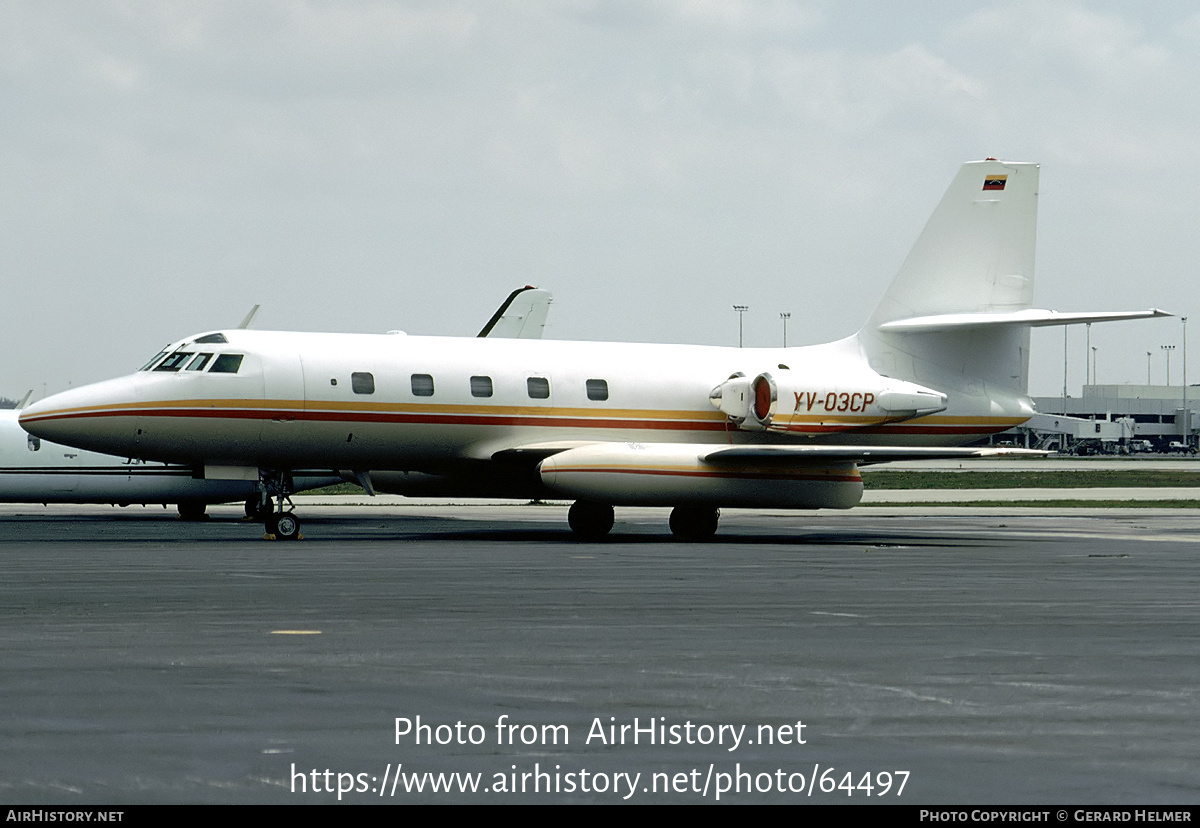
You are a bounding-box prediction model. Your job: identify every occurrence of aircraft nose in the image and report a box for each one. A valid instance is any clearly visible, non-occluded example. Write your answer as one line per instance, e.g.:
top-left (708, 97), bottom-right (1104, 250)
top-left (19, 377), bottom-right (142, 456)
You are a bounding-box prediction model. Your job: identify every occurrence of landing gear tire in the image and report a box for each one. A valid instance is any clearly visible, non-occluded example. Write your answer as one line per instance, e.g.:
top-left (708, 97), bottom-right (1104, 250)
top-left (259, 470), bottom-right (301, 540)
top-left (177, 502), bottom-right (207, 521)
top-left (568, 501), bottom-right (614, 539)
top-left (266, 511), bottom-right (301, 540)
top-left (669, 506), bottom-right (720, 540)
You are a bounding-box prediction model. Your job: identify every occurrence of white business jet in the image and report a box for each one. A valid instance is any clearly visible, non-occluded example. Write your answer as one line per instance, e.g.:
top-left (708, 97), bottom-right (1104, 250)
top-left (19, 160), bottom-right (1168, 540)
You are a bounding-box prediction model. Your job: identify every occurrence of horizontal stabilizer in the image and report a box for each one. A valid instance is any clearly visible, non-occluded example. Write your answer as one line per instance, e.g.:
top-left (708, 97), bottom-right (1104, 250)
top-left (879, 308), bottom-right (1171, 332)
top-left (702, 445), bottom-right (1046, 466)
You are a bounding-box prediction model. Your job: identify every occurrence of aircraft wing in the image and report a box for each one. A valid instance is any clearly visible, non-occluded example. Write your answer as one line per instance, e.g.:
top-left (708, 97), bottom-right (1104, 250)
top-left (477, 286), bottom-right (552, 339)
top-left (700, 445), bottom-right (1046, 466)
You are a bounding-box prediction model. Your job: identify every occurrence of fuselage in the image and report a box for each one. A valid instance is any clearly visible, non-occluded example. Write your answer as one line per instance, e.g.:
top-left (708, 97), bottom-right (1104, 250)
top-left (18, 328), bottom-right (1032, 477)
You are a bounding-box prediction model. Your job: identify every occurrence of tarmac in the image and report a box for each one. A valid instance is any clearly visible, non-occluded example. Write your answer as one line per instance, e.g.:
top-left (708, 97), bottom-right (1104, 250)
top-left (3, 498), bottom-right (1199, 804)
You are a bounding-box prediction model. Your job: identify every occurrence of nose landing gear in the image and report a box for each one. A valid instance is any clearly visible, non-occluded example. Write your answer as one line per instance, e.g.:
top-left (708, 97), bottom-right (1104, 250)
top-left (260, 470), bottom-right (301, 540)
top-left (266, 510), bottom-right (301, 540)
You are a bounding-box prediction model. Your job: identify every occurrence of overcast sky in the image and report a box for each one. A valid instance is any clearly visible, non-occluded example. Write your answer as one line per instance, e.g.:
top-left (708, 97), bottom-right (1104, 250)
top-left (3, 0), bottom-right (1197, 400)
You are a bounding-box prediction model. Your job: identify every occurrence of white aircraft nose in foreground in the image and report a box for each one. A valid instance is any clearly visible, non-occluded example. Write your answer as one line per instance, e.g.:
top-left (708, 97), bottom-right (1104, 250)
top-left (21, 160), bottom-right (1168, 539)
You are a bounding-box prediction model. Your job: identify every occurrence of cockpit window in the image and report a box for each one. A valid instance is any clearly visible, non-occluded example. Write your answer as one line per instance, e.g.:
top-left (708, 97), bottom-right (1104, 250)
top-left (140, 350), bottom-right (169, 371)
top-left (186, 353), bottom-right (213, 371)
top-left (209, 354), bottom-right (244, 374)
top-left (153, 351), bottom-right (194, 372)
top-left (194, 333), bottom-right (229, 344)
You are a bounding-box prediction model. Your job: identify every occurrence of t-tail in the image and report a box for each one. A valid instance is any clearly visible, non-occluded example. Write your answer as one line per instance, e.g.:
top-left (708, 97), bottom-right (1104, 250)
top-left (856, 159), bottom-right (1168, 424)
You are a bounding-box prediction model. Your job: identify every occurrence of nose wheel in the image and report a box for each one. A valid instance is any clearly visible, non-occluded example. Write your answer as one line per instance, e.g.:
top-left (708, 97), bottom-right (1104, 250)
top-left (261, 470), bottom-right (301, 540)
top-left (266, 510), bottom-right (301, 541)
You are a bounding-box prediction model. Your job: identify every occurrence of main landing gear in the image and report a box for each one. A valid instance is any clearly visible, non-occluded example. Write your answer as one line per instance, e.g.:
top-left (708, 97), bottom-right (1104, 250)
top-left (567, 501), bottom-right (614, 539)
top-left (566, 501), bottom-right (721, 540)
top-left (668, 506), bottom-right (720, 541)
top-left (177, 502), bottom-right (208, 521)
top-left (260, 470), bottom-right (301, 541)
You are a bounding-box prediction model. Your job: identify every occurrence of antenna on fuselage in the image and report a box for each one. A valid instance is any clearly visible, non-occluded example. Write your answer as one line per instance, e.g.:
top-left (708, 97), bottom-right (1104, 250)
top-left (237, 304), bottom-right (261, 330)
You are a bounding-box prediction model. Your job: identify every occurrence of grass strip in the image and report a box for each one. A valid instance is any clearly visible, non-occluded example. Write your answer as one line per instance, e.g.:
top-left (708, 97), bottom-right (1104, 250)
top-left (863, 499), bottom-right (1200, 508)
top-left (861, 470), bottom-right (1200, 490)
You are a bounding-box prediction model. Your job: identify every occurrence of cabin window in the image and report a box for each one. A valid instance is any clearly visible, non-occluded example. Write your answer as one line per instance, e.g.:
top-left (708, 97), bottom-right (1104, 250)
top-left (27, 434), bottom-right (40, 452)
top-left (527, 377), bottom-right (550, 399)
top-left (209, 354), bottom-right (244, 374)
top-left (194, 333), bottom-right (229, 344)
top-left (352, 372), bottom-right (375, 394)
top-left (153, 351), bottom-right (194, 372)
top-left (470, 376), bottom-right (493, 398)
top-left (411, 373), bottom-right (435, 397)
top-left (186, 353), bottom-right (213, 371)
top-left (586, 379), bottom-right (609, 401)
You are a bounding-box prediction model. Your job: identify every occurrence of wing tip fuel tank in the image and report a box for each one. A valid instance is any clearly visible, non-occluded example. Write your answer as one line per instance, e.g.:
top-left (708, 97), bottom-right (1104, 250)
top-left (538, 443), bottom-right (864, 509)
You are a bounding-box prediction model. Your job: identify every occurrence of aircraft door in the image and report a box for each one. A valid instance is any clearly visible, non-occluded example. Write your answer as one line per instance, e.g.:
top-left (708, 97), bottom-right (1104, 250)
top-left (260, 351), bottom-right (306, 460)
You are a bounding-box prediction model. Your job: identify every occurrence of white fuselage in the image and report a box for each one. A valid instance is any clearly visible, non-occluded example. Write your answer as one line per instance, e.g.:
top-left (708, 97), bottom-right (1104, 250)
top-left (18, 329), bottom-right (1028, 478)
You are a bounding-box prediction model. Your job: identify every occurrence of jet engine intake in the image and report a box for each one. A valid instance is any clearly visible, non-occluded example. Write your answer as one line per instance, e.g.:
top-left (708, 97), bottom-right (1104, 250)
top-left (710, 370), bottom-right (947, 434)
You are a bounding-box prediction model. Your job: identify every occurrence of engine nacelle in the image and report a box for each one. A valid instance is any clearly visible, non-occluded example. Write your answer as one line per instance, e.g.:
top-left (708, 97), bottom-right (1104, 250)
top-left (710, 371), bottom-right (947, 434)
top-left (538, 443), bottom-right (863, 508)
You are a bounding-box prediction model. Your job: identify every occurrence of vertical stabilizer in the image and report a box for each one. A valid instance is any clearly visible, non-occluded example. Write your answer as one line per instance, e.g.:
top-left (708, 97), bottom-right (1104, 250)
top-left (867, 159), bottom-right (1039, 329)
top-left (860, 160), bottom-right (1039, 399)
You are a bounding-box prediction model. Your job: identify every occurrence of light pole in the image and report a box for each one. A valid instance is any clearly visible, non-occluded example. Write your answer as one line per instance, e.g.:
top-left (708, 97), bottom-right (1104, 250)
top-left (1091, 346), bottom-right (1097, 387)
top-left (1062, 326), bottom-right (1068, 415)
top-left (733, 305), bottom-right (748, 348)
top-left (1162, 344), bottom-right (1175, 385)
top-left (1085, 322), bottom-right (1092, 385)
top-left (1184, 317), bottom-right (1190, 446)
top-left (1147, 352), bottom-right (1152, 385)
top-left (780, 312), bottom-right (790, 348)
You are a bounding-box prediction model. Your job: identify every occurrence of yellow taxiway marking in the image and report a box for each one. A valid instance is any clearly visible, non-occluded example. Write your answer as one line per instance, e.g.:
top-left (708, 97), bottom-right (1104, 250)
top-left (270, 630), bottom-right (323, 635)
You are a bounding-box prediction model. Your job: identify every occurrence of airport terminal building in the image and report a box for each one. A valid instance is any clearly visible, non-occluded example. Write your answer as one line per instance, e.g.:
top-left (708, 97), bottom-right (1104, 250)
top-left (1014, 384), bottom-right (1197, 452)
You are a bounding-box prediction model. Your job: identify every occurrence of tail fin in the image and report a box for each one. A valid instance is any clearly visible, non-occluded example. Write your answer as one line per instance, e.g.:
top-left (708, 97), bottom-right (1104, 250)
top-left (858, 160), bottom-right (1167, 400)
top-left (858, 160), bottom-right (1040, 397)
top-left (867, 159), bottom-right (1039, 329)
